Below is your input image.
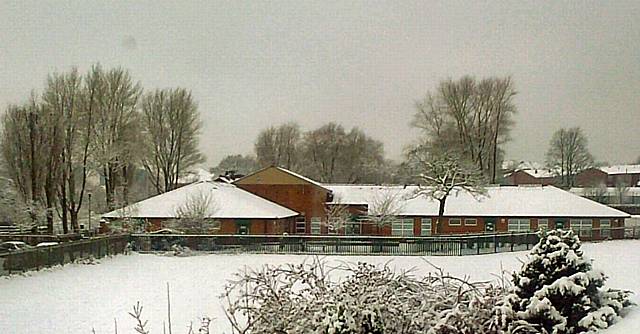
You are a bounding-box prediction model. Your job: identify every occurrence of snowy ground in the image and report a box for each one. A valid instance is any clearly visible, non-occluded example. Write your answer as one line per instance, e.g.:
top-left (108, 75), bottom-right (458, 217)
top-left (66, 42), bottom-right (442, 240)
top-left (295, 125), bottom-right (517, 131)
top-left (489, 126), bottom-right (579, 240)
top-left (1, 240), bottom-right (638, 334)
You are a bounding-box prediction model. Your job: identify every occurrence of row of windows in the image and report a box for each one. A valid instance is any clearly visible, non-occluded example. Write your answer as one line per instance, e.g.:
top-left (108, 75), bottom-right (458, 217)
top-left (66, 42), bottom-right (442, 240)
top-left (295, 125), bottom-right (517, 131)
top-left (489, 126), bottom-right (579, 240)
top-left (448, 218), bottom-right (477, 226)
top-left (300, 217), bottom-right (613, 236)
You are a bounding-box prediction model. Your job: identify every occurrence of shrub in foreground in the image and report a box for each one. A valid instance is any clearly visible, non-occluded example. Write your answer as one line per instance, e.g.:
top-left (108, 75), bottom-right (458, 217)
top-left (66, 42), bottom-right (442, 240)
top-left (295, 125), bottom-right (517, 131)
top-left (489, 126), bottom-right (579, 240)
top-left (495, 229), bottom-right (632, 334)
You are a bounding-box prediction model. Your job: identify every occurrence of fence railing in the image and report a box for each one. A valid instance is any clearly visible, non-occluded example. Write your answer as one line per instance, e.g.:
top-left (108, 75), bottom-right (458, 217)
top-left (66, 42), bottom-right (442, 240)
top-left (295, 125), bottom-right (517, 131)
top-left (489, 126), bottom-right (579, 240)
top-left (131, 227), bottom-right (639, 256)
top-left (130, 232), bottom-right (542, 256)
top-left (0, 234), bottom-right (129, 276)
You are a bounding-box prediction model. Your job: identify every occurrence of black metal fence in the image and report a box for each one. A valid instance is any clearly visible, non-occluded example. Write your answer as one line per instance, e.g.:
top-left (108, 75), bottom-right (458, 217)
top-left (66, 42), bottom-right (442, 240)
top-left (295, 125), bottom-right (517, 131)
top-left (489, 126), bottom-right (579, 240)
top-left (131, 226), bottom-right (640, 256)
top-left (0, 234), bottom-right (129, 276)
top-left (130, 232), bottom-right (541, 256)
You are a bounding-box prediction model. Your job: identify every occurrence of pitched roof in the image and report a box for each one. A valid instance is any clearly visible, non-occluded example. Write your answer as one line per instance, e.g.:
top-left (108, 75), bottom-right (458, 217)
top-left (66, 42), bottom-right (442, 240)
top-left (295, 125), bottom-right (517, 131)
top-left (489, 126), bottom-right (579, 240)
top-left (599, 164), bottom-right (640, 175)
top-left (102, 181), bottom-right (298, 219)
top-left (234, 166), bottom-right (329, 191)
top-left (325, 184), bottom-right (629, 218)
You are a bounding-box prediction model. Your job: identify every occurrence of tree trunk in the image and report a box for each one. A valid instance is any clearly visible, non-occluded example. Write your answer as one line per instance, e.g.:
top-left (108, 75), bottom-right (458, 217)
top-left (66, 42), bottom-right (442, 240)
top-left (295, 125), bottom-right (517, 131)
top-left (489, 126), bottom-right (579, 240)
top-left (437, 197), bottom-right (446, 234)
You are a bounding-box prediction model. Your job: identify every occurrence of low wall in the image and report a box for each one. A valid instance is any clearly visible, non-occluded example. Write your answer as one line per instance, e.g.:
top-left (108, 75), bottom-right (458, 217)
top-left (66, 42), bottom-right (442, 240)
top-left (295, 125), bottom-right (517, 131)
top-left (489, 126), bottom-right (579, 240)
top-left (0, 234), bottom-right (129, 276)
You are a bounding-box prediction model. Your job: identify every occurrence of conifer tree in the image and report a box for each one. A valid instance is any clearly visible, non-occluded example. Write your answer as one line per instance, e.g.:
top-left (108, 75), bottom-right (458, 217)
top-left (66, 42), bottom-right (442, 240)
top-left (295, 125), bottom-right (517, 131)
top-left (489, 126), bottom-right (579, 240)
top-left (497, 229), bottom-right (631, 334)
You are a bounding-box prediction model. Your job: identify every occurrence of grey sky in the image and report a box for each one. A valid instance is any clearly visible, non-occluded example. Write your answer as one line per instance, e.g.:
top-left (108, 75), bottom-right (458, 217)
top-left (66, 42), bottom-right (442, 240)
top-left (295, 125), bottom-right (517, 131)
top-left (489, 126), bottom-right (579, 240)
top-left (1, 1), bottom-right (639, 166)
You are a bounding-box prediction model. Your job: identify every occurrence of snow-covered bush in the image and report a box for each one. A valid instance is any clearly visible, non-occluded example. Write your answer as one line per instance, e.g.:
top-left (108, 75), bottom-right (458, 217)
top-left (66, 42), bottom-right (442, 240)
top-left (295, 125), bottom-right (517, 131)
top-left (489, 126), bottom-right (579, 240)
top-left (223, 258), bottom-right (505, 334)
top-left (495, 229), bottom-right (632, 334)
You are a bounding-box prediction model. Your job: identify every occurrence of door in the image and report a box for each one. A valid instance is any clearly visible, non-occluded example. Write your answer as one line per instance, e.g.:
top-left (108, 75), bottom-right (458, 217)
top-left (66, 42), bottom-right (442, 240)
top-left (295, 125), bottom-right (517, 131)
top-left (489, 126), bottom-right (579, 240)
top-left (236, 219), bottom-right (250, 235)
top-left (485, 218), bottom-right (495, 233)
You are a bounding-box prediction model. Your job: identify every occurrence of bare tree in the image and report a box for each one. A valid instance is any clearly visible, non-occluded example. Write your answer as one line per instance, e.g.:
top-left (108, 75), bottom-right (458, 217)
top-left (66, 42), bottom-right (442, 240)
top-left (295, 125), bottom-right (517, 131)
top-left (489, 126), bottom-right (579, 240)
top-left (323, 195), bottom-right (352, 234)
top-left (254, 122), bottom-right (301, 170)
top-left (141, 88), bottom-right (204, 194)
top-left (366, 188), bottom-right (405, 228)
top-left (91, 66), bottom-right (142, 209)
top-left (412, 76), bottom-right (517, 183)
top-left (42, 68), bottom-right (95, 233)
top-left (1, 100), bottom-right (48, 223)
top-left (545, 127), bottom-right (594, 187)
top-left (171, 190), bottom-right (220, 233)
top-left (210, 154), bottom-right (258, 177)
top-left (408, 148), bottom-right (487, 234)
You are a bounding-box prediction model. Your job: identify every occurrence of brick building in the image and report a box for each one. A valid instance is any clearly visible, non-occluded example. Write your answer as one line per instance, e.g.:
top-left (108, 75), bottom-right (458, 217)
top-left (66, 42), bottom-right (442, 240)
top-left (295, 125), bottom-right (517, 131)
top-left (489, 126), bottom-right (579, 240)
top-left (102, 181), bottom-right (297, 234)
top-left (234, 166), bottom-right (332, 234)
top-left (103, 167), bottom-right (629, 239)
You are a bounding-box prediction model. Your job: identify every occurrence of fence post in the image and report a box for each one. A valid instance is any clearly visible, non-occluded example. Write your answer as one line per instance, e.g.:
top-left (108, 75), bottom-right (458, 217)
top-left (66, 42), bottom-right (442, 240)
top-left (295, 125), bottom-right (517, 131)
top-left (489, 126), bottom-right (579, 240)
top-left (493, 233), bottom-right (497, 253)
top-left (476, 236), bottom-right (480, 255)
top-left (510, 232), bottom-right (514, 252)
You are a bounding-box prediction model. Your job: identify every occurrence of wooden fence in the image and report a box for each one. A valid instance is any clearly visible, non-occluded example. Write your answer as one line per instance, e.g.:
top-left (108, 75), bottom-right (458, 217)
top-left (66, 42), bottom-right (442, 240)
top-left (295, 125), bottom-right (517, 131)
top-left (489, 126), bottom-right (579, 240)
top-left (0, 234), bottom-right (129, 276)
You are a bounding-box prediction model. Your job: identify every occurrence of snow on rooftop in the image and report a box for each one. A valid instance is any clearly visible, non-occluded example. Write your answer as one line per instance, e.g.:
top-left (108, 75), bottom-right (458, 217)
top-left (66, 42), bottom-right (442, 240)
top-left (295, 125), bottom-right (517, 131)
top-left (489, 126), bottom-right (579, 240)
top-left (177, 167), bottom-right (214, 184)
top-left (599, 165), bottom-right (640, 175)
top-left (274, 167), bottom-right (328, 190)
top-left (102, 181), bottom-right (298, 219)
top-left (325, 184), bottom-right (628, 218)
top-left (520, 169), bottom-right (556, 178)
top-left (570, 187), bottom-right (640, 197)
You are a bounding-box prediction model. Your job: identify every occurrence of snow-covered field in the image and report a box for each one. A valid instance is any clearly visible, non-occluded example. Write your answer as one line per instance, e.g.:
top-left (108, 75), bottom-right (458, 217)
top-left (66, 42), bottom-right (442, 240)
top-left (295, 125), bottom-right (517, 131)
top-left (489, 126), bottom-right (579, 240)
top-left (1, 240), bottom-right (639, 334)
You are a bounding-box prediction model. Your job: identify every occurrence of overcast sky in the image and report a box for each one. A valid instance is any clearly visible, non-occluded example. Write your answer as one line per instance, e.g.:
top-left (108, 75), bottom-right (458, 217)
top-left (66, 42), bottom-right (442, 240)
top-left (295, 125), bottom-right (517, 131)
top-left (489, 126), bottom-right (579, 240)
top-left (1, 1), bottom-right (639, 166)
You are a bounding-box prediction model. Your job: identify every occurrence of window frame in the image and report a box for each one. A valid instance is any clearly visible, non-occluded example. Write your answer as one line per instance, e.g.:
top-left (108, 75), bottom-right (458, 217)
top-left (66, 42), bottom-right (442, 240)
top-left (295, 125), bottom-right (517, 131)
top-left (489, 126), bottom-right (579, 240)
top-left (464, 218), bottom-right (477, 226)
top-left (448, 218), bottom-right (461, 226)
top-left (507, 218), bottom-right (531, 232)
top-left (538, 219), bottom-right (549, 231)
top-left (570, 219), bottom-right (593, 237)
top-left (392, 218), bottom-right (414, 236)
top-left (310, 217), bottom-right (321, 235)
top-left (421, 219), bottom-right (432, 236)
top-left (600, 219), bottom-right (611, 238)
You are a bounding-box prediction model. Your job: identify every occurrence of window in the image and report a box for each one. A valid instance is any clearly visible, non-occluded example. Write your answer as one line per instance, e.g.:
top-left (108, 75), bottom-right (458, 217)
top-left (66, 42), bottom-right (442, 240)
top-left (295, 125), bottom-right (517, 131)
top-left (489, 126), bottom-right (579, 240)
top-left (310, 217), bottom-right (321, 235)
top-left (295, 216), bottom-right (306, 234)
top-left (538, 219), bottom-right (549, 231)
top-left (464, 218), bottom-right (477, 226)
top-left (345, 221), bottom-right (361, 235)
top-left (448, 218), bottom-right (461, 226)
top-left (508, 219), bottom-right (530, 232)
top-left (570, 219), bottom-right (593, 237)
top-left (392, 218), bottom-right (414, 236)
top-left (600, 219), bottom-right (611, 238)
top-left (421, 219), bottom-right (432, 236)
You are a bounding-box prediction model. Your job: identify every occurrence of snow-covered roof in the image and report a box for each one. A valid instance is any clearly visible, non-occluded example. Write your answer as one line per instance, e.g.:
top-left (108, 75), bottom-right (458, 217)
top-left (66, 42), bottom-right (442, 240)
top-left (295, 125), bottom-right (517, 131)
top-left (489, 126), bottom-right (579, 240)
top-left (273, 167), bottom-right (328, 190)
top-left (177, 168), bottom-right (213, 184)
top-left (519, 169), bottom-right (556, 178)
top-left (599, 165), bottom-right (640, 175)
top-left (102, 181), bottom-right (298, 219)
top-left (325, 185), bottom-right (628, 218)
top-left (570, 187), bottom-right (640, 197)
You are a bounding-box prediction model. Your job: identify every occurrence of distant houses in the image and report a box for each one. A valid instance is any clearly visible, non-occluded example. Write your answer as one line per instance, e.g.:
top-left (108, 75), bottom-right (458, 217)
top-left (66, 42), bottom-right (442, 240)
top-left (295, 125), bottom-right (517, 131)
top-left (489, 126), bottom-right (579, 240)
top-left (505, 163), bottom-right (640, 188)
top-left (103, 166), bottom-right (628, 239)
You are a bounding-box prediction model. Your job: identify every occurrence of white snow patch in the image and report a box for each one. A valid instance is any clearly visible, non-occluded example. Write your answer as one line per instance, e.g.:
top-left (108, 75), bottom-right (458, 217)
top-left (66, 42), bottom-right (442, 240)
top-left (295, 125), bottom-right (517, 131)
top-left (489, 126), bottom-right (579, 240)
top-left (0, 240), bottom-right (638, 333)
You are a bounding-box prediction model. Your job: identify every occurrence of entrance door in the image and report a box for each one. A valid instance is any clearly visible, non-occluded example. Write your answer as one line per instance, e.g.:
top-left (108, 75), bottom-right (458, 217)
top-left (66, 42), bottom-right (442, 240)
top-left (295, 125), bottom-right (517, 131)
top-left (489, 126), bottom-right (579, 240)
top-left (555, 219), bottom-right (566, 230)
top-left (236, 219), bottom-right (250, 235)
top-left (485, 218), bottom-right (495, 233)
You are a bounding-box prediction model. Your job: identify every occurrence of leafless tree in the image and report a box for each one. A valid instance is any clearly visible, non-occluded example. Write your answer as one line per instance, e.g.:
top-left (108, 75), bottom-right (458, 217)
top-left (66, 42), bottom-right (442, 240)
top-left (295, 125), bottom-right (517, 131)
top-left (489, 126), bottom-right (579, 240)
top-left (408, 147), bottom-right (487, 233)
top-left (90, 66), bottom-right (142, 209)
top-left (171, 190), bottom-right (220, 233)
top-left (412, 76), bottom-right (516, 183)
top-left (545, 127), bottom-right (594, 187)
top-left (210, 154), bottom-right (258, 177)
top-left (141, 88), bottom-right (204, 194)
top-left (366, 188), bottom-right (405, 228)
top-left (323, 195), bottom-right (352, 234)
top-left (1, 95), bottom-right (65, 233)
top-left (42, 68), bottom-right (95, 233)
top-left (254, 122), bottom-right (301, 170)
top-left (584, 182), bottom-right (608, 203)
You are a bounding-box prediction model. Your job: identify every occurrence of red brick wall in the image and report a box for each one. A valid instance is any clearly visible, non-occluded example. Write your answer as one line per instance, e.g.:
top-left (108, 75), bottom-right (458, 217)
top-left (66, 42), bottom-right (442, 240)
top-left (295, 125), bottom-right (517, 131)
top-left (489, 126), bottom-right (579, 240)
top-left (236, 184), bottom-right (329, 234)
top-left (575, 168), bottom-right (608, 187)
top-left (507, 171), bottom-right (556, 186)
